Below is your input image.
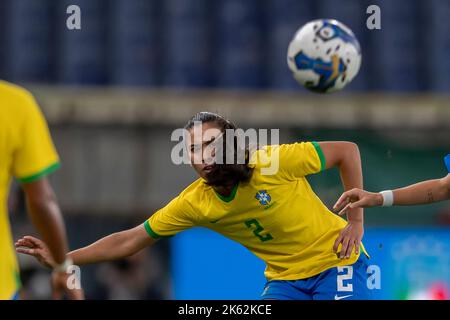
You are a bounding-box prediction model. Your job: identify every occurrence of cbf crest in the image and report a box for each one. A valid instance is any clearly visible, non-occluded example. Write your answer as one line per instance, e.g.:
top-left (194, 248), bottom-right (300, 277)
top-left (255, 190), bottom-right (271, 206)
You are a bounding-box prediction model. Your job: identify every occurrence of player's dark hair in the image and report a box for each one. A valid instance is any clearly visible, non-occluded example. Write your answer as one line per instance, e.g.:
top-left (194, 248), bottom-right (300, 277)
top-left (185, 112), bottom-right (253, 188)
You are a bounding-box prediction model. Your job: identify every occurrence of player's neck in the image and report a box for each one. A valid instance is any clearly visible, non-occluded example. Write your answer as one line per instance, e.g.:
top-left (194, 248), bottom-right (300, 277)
top-left (213, 183), bottom-right (236, 197)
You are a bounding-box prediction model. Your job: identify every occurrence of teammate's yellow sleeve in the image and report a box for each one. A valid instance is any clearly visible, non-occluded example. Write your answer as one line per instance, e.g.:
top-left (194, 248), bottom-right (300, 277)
top-left (12, 90), bottom-right (60, 183)
top-left (144, 195), bottom-right (196, 239)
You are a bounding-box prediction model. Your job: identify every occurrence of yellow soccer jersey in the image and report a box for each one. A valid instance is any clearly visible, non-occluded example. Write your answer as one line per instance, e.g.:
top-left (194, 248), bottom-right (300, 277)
top-left (145, 141), bottom-right (367, 281)
top-left (0, 81), bottom-right (60, 299)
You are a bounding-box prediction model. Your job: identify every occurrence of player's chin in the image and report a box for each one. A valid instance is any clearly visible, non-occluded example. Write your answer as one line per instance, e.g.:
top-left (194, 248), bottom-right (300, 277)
top-left (202, 164), bottom-right (225, 184)
top-left (204, 163), bottom-right (250, 187)
top-left (197, 164), bottom-right (213, 179)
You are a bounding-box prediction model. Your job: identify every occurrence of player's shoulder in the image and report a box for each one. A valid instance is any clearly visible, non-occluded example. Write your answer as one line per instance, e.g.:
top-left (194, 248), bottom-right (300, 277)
top-left (171, 179), bottom-right (211, 218)
top-left (249, 142), bottom-right (314, 167)
top-left (248, 144), bottom-right (279, 168)
top-left (253, 142), bottom-right (314, 154)
top-left (176, 178), bottom-right (209, 204)
top-left (0, 81), bottom-right (35, 103)
top-left (0, 81), bottom-right (39, 119)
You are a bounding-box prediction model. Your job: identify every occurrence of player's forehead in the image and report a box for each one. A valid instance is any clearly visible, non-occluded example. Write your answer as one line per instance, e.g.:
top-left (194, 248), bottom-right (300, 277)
top-left (188, 122), bottom-right (222, 145)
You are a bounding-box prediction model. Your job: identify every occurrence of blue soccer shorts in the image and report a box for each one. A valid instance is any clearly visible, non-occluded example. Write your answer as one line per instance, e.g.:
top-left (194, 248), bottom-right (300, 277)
top-left (261, 254), bottom-right (373, 300)
top-left (445, 154), bottom-right (449, 173)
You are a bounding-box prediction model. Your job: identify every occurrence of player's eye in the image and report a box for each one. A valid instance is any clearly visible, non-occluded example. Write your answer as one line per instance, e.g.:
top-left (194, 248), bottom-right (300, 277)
top-left (206, 133), bottom-right (223, 148)
top-left (191, 145), bottom-right (202, 153)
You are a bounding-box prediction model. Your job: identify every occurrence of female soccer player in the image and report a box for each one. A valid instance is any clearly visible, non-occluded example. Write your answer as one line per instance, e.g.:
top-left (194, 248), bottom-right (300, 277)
top-left (0, 81), bottom-right (83, 300)
top-left (16, 112), bottom-right (371, 300)
top-left (333, 154), bottom-right (450, 212)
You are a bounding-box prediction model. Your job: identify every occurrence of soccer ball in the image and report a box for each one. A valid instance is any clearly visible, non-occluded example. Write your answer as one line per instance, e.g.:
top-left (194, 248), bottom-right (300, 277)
top-left (287, 19), bottom-right (361, 93)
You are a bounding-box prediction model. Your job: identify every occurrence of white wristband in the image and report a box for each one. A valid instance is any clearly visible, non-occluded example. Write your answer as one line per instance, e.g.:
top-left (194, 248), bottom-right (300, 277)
top-left (53, 258), bottom-right (73, 273)
top-left (380, 190), bottom-right (394, 207)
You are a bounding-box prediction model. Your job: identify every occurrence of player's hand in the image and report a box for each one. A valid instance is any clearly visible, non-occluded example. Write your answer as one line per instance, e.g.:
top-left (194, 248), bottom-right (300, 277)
top-left (333, 188), bottom-right (383, 215)
top-left (51, 271), bottom-right (85, 300)
top-left (333, 221), bottom-right (364, 259)
top-left (15, 236), bottom-right (55, 269)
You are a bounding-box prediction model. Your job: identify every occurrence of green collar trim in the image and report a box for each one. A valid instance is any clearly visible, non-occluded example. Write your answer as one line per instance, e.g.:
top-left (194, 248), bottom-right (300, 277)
top-left (214, 183), bottom-right (239, 203)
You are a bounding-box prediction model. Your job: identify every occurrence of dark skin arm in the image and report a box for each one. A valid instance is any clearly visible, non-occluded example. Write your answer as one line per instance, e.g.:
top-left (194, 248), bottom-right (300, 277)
top-left (21, 178), bottom-right (68, 265)
top-left (21, 177), bottom-right (83, 299)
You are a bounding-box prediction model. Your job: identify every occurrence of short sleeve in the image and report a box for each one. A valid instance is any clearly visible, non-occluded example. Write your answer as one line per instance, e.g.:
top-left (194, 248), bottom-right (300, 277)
top-left (278, 142), bottom-right (325, 179)
top-left (144, 195), bottom-right (196, 239)
top-left (251, 142), bottom-right (325, 180)
top-left (13, 90), bottom-right (60, 183)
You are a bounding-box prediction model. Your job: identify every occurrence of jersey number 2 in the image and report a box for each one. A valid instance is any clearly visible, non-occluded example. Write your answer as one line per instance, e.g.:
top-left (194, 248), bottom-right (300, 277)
top-left (245, 219), bottom-right (273, 242)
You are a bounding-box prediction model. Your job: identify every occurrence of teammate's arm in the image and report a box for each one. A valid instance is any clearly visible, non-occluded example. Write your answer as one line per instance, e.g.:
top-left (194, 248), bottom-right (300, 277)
top-left (22, 179), bottom-right (84, 299)
top-left (16, 224), bottom-right (155, 267)
top-left (334, 174), bottom-right (450, 211)
top-left (318, 142), bottom-right (364, 259)
top-left (21, 178), bottom-right (69, 267)
top-left (13, 87), bottom-right (83, 299)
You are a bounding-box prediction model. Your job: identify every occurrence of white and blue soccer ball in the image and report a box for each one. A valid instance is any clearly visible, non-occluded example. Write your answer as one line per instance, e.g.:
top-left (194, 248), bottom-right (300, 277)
top-left (287, 19), bottom-right (361, 93)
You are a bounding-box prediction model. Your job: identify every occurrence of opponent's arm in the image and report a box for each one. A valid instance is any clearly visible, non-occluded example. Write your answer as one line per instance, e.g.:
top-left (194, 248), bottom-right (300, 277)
top-left (334, 174), bottom-right (450, 211)
top-left (393, 174), bottom-right (450, 204)
top-left (16, 224), bottom-right (156, 268)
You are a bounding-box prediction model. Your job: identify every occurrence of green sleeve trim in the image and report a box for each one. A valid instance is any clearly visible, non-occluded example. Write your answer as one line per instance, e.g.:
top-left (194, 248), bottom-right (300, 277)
top-left (143, 220), bottom-right (172, 239)
top-left (311, 141), bottom-right (326, 172)
top-left (18, 162), bottom-right (61, 184)
top-left (14, 270), bottom-right (22, 289)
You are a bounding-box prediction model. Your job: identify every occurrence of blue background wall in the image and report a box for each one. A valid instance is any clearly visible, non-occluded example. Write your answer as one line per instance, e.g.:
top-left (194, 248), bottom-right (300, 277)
top-left (171, 227), bottom-right (450, 300)
top-left (1, 0), bottom-right (449, 92)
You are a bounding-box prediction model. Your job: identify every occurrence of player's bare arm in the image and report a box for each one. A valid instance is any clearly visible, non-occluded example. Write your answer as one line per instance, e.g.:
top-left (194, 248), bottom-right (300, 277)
top-left (318, 142), bottom-right (364, 259)
top-left (334, 174), bottom-right (450, 211)
top-left (16, 223), bottom-right (156, 268)
top-left (21, 177), bottom-right (83, 299)
top-left (22, 178), bottom-right (69, 265)
top-left (388, 174), bottom-right (450, 205)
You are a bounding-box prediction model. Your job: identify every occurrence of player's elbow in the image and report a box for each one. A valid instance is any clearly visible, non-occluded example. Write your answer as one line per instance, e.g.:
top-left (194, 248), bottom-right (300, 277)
top-left (320, 141), bottom-right (360, 169)
top-left (344, 141), bottom-right (359, 153)
top-left (337, 142), bottom-right (360, 166)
